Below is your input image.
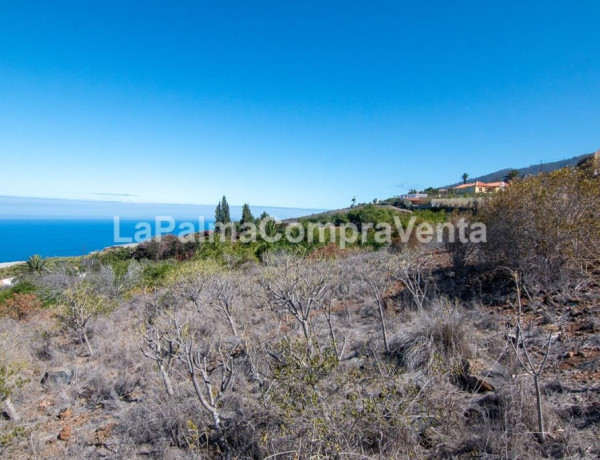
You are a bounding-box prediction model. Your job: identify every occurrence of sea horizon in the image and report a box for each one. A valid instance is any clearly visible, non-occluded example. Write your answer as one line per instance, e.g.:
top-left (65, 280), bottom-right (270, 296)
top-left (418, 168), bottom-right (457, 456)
top-left (0, 196), bottom-right (326, 262)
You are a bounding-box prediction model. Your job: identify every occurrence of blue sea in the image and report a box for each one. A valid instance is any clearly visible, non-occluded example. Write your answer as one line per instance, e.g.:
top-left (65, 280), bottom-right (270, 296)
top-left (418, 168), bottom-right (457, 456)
top-left (0, 218), bottom-right (214, 262)
top-left (0, 196), bottom-right (324, 262)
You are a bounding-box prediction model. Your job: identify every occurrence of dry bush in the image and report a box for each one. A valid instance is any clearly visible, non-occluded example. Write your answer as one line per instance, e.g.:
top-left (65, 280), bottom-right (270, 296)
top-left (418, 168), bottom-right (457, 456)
top-left (259, 338), bottom-right (472, 458)
top-left (138, 297), bottom-right (252, 456)
top-left (167, 259), bottom-right (223, 308)
top-left (0, 320), bottom-right (32, 424)
top-left (443, 211), bottom-right (479, 273)
top-left (342, 251), bottom-right (396, 352)
top-left (479, 167), bottom-right (600, 292)
top-left (259, 252), bottom-right (340, 350)
top-left (0, 293), bottom-right (41, 320)
top-left (307, 242), bottom-right (352, 260)
top-left (489, 376), bottom-right (560, 457)
top-left (119, 392), bottom-right (203, 453)
top-left (57, 281), bottom-right (115, 357)
top-left (391, 248), bottom-right (433, 310)
top-left (392, 298), bottom-right (476, 374)
top-left (88, 262), bottom-right (142, 299)
top-left (37, 261), bottom-right (80, 294)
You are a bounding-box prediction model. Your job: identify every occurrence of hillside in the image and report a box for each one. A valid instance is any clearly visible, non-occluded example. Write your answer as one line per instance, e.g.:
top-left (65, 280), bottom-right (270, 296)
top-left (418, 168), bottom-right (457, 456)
top-left (443, 152), bottom-right (594, 188)
top-left (0, 165), bottom-right (598, 459)
top-left (283, 204), bottom-right (411, 223)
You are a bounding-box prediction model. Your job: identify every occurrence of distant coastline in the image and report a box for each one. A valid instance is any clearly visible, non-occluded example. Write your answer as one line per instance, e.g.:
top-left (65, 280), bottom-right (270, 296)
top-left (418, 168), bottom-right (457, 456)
top-left (0, 199), bottom-right (326, 263)
top-left (0, 261), bottom-right (24, 269)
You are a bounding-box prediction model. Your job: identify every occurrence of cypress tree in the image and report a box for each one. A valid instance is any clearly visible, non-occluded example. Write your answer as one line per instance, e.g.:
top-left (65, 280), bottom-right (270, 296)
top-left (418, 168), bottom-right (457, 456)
top-left (241, 203), bottom-right (254, 225)
top-left (221, 196), bottom-right (231, 223)
top-left (215, 202), bottom-right (223, 224)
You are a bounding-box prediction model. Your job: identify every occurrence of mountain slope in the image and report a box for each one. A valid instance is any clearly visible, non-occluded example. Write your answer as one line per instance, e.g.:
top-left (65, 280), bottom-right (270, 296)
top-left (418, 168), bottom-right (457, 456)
top-left (444, 152), bottom-right (594, 187)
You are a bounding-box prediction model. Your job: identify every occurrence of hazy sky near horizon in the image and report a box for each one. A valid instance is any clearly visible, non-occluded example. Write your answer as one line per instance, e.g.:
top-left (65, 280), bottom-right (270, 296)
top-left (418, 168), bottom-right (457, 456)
top-left (1, 1), bottom-right (599, 209)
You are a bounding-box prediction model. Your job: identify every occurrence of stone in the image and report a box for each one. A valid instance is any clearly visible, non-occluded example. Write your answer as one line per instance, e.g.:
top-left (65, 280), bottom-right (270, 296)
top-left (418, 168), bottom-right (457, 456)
top-left (41, 368), bottom-right (74, 386)
top-left (58, 425), bottom-right (72, 441)
top-left (453, 358), bottom-right (508, 393)
top-left (58, 408), bottom-right (72, 420)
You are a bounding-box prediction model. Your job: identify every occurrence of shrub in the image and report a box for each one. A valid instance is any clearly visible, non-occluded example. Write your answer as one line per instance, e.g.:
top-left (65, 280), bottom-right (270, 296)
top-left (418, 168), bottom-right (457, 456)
top-left (133, 234), bottom-right (198, 262)
top-left (393, 298), bottom-right (475, 374)
top-left (57, 281), bottom-right (115, 356)
top-left (24, 254), bottom-right (48, 273)
top-left (0, 281), bottom-right (36, 306)
top-left (0, 293), bottom-right (41, 320)
top-left (141, 260), bottom-right (178, 287)
top-left (479, 167), bottom-right (600, 292)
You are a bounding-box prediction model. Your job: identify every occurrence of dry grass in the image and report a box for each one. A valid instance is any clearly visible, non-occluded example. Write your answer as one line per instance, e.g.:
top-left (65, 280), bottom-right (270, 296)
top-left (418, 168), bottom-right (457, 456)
top-left (1, 242), bottom-right (599, 459)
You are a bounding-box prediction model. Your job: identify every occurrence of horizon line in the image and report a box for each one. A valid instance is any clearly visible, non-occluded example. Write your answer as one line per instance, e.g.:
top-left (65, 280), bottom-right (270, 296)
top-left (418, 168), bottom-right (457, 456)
top-left (0, 194), bottom-right (329, 212)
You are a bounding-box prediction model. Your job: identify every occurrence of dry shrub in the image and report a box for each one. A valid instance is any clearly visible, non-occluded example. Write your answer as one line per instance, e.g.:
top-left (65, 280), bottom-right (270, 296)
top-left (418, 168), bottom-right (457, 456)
top-left (0, 293), bottom-right (42, 320)
top-left (393, 298), bottom-right (476, 374)
top-left (119, 394), bottom-right (202, 452)
top-left (443, 211), bottom-right (479, 272)
top-left (307, 242), bottom-right (351, 261)
top-left (479, 166), bottom-right (600, 292)
top-left (490, 376), bottom-right (559, 457)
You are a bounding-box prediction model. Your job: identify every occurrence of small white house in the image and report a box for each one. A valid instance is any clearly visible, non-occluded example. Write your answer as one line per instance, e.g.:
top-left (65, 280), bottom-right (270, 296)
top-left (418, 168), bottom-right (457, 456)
top-left (401, 193), bottom-right (428, 199)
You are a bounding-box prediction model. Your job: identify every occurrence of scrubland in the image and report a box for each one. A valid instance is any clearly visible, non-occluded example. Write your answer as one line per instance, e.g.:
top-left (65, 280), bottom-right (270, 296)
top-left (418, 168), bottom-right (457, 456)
top-left (1, 163), bottom-right (599, 459)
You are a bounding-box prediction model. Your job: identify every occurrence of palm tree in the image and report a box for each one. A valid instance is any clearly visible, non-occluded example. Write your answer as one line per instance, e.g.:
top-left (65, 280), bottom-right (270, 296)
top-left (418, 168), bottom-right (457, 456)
top-left (25, 254), bottom-right (47, 273)
top-left (462, 173), bottom-right (469, 185)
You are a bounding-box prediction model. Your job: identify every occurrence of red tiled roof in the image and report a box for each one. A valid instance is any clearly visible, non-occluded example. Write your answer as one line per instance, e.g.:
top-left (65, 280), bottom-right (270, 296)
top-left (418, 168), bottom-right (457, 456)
top-left (453, 181), bottom-right (506, 190)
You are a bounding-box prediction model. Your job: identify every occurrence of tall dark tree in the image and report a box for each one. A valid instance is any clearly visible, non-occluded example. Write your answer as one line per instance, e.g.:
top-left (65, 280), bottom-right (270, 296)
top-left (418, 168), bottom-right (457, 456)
top-left (215, 202), bottom-right (223, 224)
top-left (462, 173), bottom-right (469, 184)
top-left (221, 196), bottom-right (231, 224)
top-left (241, 204), bottom-right (254, 225)
top-left (215, 196), bottom-right (231, 225)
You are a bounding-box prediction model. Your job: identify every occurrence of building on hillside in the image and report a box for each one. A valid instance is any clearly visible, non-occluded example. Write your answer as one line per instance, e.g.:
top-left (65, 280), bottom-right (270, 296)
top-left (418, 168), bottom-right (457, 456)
top-left (403, 197), bottom-right (430, 208)
top-left (401, 193), bottom-right (428, 199)
top-left (453, 181), bottom-right (507, 195)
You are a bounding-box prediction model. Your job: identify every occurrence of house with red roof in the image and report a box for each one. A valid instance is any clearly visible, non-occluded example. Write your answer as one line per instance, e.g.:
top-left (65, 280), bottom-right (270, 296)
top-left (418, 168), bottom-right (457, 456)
top-left (453, 181), bottom-right (507, 195)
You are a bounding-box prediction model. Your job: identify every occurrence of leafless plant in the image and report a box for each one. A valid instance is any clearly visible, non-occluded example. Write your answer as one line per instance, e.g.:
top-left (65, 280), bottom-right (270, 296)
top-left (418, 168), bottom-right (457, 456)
top-left (0, 327), bottom-right (25, 422)
top-left (139, 303), bottom-right (240, 456)
top-left (259, 253), bottom-right (338, 352)
top-left (392, 248), bottom-right (432, 310)
top-left (351, 251), bottom-right (395, 353)
top-left (57, 281), bottom-right (113, 356)
top-left (171, 271), bottom-right (209, 309)
top-left (205, 274), bottom-right (241, 337)
top-left (138, 293), bottom-right (177, 396)
top-left (509, 271), bottom-right (553, 443)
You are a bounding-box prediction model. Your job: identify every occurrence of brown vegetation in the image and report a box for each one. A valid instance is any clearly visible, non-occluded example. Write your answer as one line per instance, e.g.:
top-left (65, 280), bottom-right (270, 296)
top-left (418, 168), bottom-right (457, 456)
top-left (0, 166), bottom-right (599, 459)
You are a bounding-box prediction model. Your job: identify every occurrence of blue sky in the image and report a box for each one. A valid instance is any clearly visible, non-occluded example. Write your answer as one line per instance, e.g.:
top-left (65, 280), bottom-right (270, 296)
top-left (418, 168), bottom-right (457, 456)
top-left (0, 1), bottom-right (598, 209)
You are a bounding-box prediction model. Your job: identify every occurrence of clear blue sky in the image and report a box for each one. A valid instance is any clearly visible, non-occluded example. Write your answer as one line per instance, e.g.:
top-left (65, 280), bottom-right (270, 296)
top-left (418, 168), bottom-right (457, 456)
top-left (1, 1), bottom-right (598, 209)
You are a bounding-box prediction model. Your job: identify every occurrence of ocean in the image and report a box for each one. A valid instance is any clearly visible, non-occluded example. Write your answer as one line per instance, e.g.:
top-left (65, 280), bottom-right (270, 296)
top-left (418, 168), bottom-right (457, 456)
top-left (0, 196), bottom-right (323, 262)
top-left (0, 218), bottom-right (213, 262)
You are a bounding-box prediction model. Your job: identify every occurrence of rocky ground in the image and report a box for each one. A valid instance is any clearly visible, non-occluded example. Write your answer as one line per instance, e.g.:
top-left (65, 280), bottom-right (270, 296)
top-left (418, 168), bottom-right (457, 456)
top-left (1, 249), bottom-right (599, 459)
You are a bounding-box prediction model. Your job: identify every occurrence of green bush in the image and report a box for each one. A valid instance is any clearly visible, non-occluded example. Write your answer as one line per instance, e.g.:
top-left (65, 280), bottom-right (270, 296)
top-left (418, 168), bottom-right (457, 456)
top-left (141, 260), bottom-right (179, 287)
